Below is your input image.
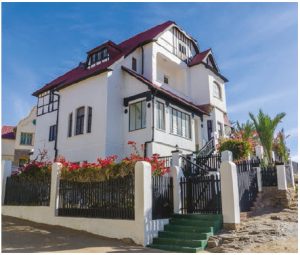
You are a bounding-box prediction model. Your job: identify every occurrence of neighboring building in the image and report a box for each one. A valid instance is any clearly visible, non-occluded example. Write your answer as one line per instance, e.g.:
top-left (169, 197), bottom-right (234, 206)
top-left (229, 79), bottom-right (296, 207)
top-left (2, 107), bottom-right (36, 168)
top-left (2, 126), bottom-right (16, 161)
top-left (32, 21), bottom-right (230, 162)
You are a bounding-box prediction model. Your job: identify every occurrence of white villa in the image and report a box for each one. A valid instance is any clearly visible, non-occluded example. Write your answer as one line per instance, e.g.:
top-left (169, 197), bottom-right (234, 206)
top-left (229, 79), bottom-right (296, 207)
top-left (32, 21), bottom-right (230, 162)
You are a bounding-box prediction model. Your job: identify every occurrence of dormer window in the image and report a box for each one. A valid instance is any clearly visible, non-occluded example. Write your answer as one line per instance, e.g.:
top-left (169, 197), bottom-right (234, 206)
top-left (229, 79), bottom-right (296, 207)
top-left (179, 43), bottom-right (186, 55)
top-left (87, 48), bottom-right (109, 68)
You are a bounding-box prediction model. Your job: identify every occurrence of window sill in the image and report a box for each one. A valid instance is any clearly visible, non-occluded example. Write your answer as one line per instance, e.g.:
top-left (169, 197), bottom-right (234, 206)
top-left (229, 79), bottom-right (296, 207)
top-left (169, 132), bottom-right (192, 141)
top-left (129, 127), bottom-right (147, 133)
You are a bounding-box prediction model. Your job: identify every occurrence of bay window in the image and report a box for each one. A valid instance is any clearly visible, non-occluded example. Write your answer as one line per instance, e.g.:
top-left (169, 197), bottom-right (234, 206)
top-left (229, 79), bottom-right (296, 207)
top-left (129, 100), bottom-right (146, 131)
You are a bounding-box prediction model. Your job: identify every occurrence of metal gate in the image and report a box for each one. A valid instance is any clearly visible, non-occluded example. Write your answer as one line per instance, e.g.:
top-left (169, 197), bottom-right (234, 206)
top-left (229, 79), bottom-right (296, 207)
top-left (180, 174), bottom-right (222, 214)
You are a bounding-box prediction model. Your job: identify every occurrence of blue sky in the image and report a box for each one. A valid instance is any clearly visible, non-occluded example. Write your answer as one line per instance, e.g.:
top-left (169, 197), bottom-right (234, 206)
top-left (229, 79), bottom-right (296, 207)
top-left (2, 2), bottom-right (298, 160)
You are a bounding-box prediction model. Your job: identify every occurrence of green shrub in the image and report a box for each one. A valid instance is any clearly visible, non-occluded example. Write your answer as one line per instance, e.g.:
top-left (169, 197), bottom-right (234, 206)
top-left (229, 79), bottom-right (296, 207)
top-left (218, 139), bottom-right (251, 161)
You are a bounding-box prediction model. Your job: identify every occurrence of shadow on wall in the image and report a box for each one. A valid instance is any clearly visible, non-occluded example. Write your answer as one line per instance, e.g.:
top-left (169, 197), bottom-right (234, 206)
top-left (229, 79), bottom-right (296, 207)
top-left (144, 207), bottom-right (169, 246)
top-left (1, 216), bottom-right (161, 253)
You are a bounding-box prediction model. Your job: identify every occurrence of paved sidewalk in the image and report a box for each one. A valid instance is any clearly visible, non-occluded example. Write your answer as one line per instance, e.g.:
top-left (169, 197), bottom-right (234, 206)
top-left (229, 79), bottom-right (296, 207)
top-left (2, 216), bottom-right (162, 253)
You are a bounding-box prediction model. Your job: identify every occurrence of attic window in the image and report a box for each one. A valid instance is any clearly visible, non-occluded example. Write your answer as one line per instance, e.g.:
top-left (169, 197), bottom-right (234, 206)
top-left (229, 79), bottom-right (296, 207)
top-left (179, 43), bottom-right (186, 55)
top-left (87, 48), bottom-right (109, 68)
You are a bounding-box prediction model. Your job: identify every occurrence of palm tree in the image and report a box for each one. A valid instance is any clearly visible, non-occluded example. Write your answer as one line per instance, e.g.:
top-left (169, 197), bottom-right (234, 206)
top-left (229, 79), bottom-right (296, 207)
top-left (249, 109), bottom-right (286, 164)
top-left (235, 120), bottom-right (255, 141)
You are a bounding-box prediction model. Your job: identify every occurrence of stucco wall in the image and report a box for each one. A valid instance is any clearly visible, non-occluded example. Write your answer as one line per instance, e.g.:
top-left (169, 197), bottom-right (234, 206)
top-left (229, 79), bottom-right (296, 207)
top-left (57, 74), bottom-right (109, 162)
top-left (1, 139), bottom-right (15, 161)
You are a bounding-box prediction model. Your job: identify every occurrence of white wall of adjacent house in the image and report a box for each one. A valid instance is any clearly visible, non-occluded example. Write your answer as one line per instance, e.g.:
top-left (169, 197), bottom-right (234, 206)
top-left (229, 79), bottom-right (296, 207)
top-left (57, 73), bottom-right (109, 162)
top-left (15, 106), bottom-right (36, 151)
top-left (1, 139), bottom-right (15, 161)
top-left (33, 110), bottom-right (56, 161)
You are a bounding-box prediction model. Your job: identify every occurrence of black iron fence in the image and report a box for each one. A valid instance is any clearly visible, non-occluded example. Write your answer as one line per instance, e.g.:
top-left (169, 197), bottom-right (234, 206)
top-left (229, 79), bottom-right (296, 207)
top-left (196, 154), bottom-right (221, 171)
top-left (4, 176), bottom-right (51, 206)
top-left (261, 166), bottom-right (278, 187)
top-left (152, 176), bottom-right (174, 219)
top-left (57, 175), bottom-right (135, 219)
top-left (181, 156), bottom-right (208, 176)
top-left (180, 174), bottom-right (222, 214)
top-left (158, 156), bottom-right (172, 168)
top-left (236, 161), bottom-right (258, 212)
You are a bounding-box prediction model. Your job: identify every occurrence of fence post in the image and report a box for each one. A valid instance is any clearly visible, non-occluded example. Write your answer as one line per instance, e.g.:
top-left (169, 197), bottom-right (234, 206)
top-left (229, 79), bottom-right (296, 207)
top-left (134, 161), bottom-right (152, 246)
top-left (288, 158), bottom-right (295, 189)
top-left (50, 163), bottom-right (62, 216)
top-left (171, 149), bottom-right (182, 167)
top-left (170, 166), bottom-right (183, 214)
top-left (256, 167), bottom-right (262, 192)
top-left (220, 151), bottom-right (240, 230)
top-left (276, 163), bottom-right (287, 190)
top-left (1, 160), bottom-right (12, 205)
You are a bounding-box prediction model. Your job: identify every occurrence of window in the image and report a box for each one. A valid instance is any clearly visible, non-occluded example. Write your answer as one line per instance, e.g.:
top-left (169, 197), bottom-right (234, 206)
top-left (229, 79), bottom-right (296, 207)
top-left (132, 57), bottom-right (137, 71)
top-left (49, 125), bottom-right (57, 141)
top-left (179, 43), bottom-right (187, 55)
top-left (156, 101), bottom-right (165, 130)
top-left (207, 120), bottom-right (213, 140)
top-left (87, 107), bottom-right (92, 133)
top-left (170, 107), bottom-right (191, 139)
top-left (213, 82), bottom-right (222, 99)
top-left (68, 113), bottom-right (73, 137)
top-left (76, 107), bottom-right (85, 135)
top-left (129, 100), bottom-right (146, 131)
top-left (164, 75), bottom-right (169, 84)
top-left (20, 132), bottom-right (33, 145)
top-left (217, 122), bottom-right (223, 137)
top-left (87, 48), bottom-right (109, 67)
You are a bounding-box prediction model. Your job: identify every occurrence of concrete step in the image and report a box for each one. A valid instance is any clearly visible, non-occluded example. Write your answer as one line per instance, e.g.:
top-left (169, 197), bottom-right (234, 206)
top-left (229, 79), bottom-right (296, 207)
top-left (172, 213), bottom-right (222, 221)
top-left (169, 218), bottom-right (222, 228)
top-left (153, 237), bottom-right (207, 248)
top-left (158, 230), bottom-right (213, 240)
top-left (148, 244), bottom-right (204, 253)
top-left (165, 224), bottom-right (216, 234)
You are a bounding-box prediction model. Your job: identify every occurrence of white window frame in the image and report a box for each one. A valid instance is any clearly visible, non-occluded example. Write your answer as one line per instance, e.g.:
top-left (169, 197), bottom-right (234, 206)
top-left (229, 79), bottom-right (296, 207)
top-left (213, 81), bottom-right (222, 100)
top-left (129, 100), bottom-right (147, 131)
top-left (155, 100), bottom-right (165, 131)
top-left (170, 106), bottom-right (191, 139)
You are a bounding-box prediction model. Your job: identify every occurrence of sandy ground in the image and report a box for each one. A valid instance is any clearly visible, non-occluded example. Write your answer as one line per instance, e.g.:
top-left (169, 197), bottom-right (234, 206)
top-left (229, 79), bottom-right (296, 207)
top-left (1, 216), bottom-right (162, 253)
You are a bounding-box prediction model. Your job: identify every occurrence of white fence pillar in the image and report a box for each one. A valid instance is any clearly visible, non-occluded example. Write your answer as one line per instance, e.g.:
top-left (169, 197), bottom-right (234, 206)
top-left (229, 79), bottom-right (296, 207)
top-left (171, 149), bottom-right (182, 167)
top-left (51, 163), bottom-right (62, 216)
top-left (170, 166), bottom-right (184, 214)
top-left (288, 158), bottom-right (295, 189)
top-left (220, 151), bottom-right (240, 230)
top-left (134, 161), bottom-right (152, 246)
top-left (276, 164), bottom-right (287, 190)
top-left (256, 167), bottom-right (262, 192)
top-left (2, 160), bottom-right (12, 205)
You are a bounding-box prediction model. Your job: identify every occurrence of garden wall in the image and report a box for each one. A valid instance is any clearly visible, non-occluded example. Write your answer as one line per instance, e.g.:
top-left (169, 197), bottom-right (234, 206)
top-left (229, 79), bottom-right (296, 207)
top-left (2, 161), bottom-right (168, 246)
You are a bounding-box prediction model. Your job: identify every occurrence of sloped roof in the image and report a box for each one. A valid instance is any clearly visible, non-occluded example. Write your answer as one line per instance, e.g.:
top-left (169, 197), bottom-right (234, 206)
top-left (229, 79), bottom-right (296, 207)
top-left (122, 66), bottom-right (210, 116)
top-left (32, 21), bottom-right (176, 96)
top-left (2, 126), bottom-right (16, 140)
top-left (188, 48), bottom-right (211, 67)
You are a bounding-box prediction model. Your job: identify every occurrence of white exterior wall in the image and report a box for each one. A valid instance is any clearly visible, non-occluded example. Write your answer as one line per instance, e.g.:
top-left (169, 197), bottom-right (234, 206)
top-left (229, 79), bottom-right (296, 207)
top-left (1, 139), bottom-right (15, 161)
top-left (33, 110), bottom-right (57, 160)
top-left (57, 74), bottom-right (108, 162)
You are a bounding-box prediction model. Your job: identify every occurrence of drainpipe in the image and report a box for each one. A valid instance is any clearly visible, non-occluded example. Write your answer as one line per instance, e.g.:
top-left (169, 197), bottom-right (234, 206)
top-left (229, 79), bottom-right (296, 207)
top-left (53, 92), bottom-right (60, 159)
top-left (144, 91), bottom-right (155, 157)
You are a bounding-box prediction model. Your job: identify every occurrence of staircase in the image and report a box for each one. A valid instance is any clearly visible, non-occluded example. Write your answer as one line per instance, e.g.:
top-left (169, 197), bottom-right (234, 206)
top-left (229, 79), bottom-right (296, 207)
top-left (148, 214), bottom-right (223, 252)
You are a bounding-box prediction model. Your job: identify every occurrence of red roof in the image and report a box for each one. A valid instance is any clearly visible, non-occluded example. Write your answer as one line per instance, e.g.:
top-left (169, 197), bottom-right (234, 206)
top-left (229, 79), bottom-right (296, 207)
top-left (2, 126), bottom-right (16, 140)
top-left (188, 48), bottom-right (211, 67)
top-left (121, 66), bottom-right (210, 116)
top-left (33, 21), bottom-right (177, 96)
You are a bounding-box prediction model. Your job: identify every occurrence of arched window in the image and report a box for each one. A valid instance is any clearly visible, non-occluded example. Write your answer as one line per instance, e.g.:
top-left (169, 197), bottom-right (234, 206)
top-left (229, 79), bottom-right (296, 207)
top-left (75, 107), bottom-right (85, 135)
top-left (213, 82), bottom-right (222, 100)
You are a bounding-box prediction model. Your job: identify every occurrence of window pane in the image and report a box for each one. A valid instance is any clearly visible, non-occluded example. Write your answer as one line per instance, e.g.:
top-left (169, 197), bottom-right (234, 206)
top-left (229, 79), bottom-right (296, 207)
top-left (182, 113), bottom-right (186, 137)
top-left (129, 104), bottom-right (136, 131)
top-left (141, 101), bottom-right (146, 128)
top-left (177, 111), bottom-right (182, 136)
top-left (172, 109), bottom-right (177, 134)
top-left (135, 102), bottom-right (142, 129)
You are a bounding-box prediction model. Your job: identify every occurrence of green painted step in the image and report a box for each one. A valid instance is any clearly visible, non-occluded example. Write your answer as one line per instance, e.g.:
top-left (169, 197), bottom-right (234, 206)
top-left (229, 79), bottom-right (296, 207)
top-left (158, 230), bottom-right (213, 240)
top-left (165, 224), bottom-right (216, 234)
top-left (169, 218), bottom-right (222, 228)
top-left (173, 213), bottom-right (223, 221)
top-left (149, 244), bottom-right (204, 253)
top-left (153, 237), bottom-right (207, 248)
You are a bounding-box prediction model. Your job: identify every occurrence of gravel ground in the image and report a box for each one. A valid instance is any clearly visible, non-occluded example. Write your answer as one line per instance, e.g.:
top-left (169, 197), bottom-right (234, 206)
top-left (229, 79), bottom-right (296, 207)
top-left (1, 216), bottom-right (162, 253)
top-left (207, 192), bottom-right (298, 253)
